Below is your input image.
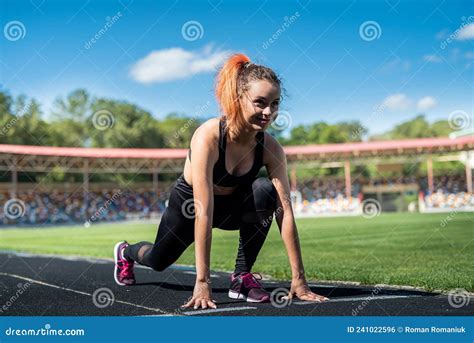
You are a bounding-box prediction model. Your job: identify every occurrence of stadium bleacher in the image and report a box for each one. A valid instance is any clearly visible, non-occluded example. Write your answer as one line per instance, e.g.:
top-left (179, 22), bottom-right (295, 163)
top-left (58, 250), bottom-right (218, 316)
top-left (0, 189), bottom-right (169, 226)
top-left (0, 174), bottom-right (472, 225)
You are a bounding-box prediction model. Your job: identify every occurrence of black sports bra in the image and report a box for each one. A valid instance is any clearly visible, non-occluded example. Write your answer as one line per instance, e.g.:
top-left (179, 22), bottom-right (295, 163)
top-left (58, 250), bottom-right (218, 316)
top-left (188, 119), bottom-right (265, 187)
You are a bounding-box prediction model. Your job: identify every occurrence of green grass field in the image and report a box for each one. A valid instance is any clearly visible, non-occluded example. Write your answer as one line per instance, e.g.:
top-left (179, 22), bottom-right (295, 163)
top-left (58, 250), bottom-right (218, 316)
top-left (1, 213), bottom-right (472, 291)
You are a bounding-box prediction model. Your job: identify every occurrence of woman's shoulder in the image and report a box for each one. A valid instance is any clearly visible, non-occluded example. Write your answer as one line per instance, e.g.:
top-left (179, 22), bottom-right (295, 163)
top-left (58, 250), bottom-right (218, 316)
top-left (263, 131), bottom-right (282, 151)
top-left (200, 117), bottom-right (222, 131)
top-left (197, 117), bottom-right (220, 136)
top-left (190, 117), bottom-right (220, 148)
top-left (262, 131), bottom-right (285, 163)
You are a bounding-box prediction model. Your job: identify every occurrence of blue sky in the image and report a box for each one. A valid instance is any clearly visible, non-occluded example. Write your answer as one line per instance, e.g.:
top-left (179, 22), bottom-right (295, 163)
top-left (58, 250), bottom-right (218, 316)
top-left (1, 0), bottom-right (473, 136)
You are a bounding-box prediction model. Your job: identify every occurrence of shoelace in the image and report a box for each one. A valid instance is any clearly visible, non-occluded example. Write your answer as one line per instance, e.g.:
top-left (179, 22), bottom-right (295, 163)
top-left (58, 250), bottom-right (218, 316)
top-left (120, 260), bottom-right (135, 278)
top-left (242, 273), bottom-right (263, 289)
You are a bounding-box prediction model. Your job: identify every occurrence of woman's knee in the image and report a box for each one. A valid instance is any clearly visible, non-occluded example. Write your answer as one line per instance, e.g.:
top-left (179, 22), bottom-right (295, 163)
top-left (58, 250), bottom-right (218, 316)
top-left (251, 177), bottom-right (277, 211)
top-left (147, 257), bottom-right (170, 272)
top-left (140, 247), bottom-right (172, 272)
top-left (241, 177), bottom-right (277, 225)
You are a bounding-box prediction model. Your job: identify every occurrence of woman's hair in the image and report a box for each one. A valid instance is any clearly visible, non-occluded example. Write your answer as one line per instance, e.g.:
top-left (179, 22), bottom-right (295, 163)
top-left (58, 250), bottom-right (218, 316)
top-left (215, 53), bottom-right (282, 140)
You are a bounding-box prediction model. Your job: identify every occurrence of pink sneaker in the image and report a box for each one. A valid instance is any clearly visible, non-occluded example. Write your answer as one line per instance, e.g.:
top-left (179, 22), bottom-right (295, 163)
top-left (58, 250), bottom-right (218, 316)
top-left (113, 241), bottom-right (136, 286)
top-left (228, 272), bottom-right (270, 303)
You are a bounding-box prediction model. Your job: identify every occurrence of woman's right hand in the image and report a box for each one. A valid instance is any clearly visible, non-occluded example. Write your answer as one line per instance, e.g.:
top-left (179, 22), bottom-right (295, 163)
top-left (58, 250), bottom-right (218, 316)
top-left (182, 280), bottom-right (217, 310)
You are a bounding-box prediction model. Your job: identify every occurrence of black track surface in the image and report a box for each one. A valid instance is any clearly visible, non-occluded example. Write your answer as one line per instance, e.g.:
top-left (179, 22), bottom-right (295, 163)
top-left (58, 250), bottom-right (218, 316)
top-left (0, 252), bottom-right (472, 316)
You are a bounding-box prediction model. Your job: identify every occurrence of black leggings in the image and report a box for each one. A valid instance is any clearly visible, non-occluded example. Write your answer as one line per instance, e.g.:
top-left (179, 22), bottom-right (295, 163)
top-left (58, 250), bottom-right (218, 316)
top-left (124, 175), bottom-right (277, 274)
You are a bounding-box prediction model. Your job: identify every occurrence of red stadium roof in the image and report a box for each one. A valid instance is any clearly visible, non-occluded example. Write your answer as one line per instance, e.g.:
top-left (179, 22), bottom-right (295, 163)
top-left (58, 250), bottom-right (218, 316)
top-left (283, 136), bottom-right (474, 156)
top-left (0, 136), bottom-right (473, 159)
top-left (0, 145), bottom-right (188, 159)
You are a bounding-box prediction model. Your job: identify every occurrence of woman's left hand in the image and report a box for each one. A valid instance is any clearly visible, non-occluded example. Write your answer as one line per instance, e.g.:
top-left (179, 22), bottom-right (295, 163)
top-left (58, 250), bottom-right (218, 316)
top-left (287, 278), bottom-right (329, 302)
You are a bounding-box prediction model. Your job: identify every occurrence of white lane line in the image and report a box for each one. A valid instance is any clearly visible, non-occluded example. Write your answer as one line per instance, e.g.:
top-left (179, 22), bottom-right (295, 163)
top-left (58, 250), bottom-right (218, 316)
top-left (139, 306), bottom-right (257, 317)
top-left (182, 306), bottom-right (257, 316)
top-left (0, 272), bottom-right (173, 315)
top-left (293, 294), bottom-right (424, 305)
top-left (183, 271), bottom-right (220, 278)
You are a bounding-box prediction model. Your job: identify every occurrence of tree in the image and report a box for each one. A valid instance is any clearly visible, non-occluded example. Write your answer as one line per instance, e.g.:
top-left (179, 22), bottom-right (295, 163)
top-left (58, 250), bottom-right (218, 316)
top-left (51, 89), bottom-right (92, 122)
top-left (369, 115), bottom-right (452, 140)
top-left (1, 94), bottom-right (51, 145)
top-left (388, 115), bottom-right (430, 139)
top-left (282, 121), bottom-right (366, 145)
top-left (430, 120), bottom-right (451, 137)
top-left (0, 91), bottom-right (13, 120)
top-left (158, 112), bottom-right (202, 148)
top-left (88, 98), bottom-right (165, 148)
top-left (49, 89), bottom-right (92, 146)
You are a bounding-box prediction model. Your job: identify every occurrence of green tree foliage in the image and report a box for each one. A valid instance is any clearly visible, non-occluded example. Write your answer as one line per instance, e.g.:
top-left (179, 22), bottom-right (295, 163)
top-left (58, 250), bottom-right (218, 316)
top-left (0, 89), bottom-right (466, 184)
top-left (370, 115), bottom-right (452, 140)
top-left (49, 89), bottom-right (92, 146)
top-left (157, 112), bottom-right (202, 148)
top-left (89, 98), bottom-right (165, 148)
top-left (0, 92), bottom-right (50, 145)
top-left (282, 121), bottom-right (367, 145)
top-left (430, 120), bottom-right (452, 137)
top-left (0, 89), bottom-right (458, 149)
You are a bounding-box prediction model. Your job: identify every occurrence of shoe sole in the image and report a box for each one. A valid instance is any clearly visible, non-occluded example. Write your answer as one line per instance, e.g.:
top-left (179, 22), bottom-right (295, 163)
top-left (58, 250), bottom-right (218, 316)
top-left (228, 290), bottom-right (268, 303)
top-left (113, 241), bottom-right (127, 286)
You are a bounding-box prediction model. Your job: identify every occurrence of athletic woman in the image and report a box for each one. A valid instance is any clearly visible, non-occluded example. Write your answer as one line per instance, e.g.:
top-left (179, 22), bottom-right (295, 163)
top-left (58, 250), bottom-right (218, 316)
top-left (114, 53), bottom-right (329, 310)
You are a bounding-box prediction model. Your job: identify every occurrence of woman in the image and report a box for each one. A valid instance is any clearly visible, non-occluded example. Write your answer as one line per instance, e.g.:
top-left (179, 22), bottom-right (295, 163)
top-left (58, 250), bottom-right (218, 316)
top-left (114, 53), bottom-right (329, 310)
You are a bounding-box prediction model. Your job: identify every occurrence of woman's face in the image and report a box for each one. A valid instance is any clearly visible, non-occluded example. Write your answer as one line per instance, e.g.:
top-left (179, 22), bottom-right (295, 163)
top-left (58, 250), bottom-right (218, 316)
top-left (240, 80), bottom-right (281, 131)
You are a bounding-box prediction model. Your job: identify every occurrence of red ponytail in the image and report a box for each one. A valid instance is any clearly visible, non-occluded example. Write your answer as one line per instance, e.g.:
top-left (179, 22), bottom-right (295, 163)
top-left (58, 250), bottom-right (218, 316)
top-left (215, 53), bottom-right (250, 140)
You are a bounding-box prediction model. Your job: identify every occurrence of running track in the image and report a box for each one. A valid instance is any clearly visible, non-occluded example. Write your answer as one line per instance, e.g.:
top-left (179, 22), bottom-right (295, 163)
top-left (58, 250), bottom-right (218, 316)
top-left (0, 252), bottom-right (472, 316)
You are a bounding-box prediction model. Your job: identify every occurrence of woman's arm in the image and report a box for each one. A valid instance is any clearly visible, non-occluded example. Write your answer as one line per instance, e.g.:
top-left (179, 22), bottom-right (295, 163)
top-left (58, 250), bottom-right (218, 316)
top-left (183, 126), bottom-right (219, 309)
top-left (265, 135), bottom-right (329, 302)
top-left (266, 137), bottom-right (305, 279)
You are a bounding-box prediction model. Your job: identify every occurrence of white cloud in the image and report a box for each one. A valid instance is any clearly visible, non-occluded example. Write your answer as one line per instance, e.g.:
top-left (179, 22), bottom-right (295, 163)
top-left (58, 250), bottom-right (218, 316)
top-left (379, 94), bottom-right (438, 112)
top-left (417, 96), bottom-right (437, 111)
top-left (130, 45), bottom-right (231, 84)
top-left (382, 94), bottom-right (412, 111)
top-left (456, 23), bottom-right (474, 40)
top-left (423, 54), bottom-right (442, 63)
